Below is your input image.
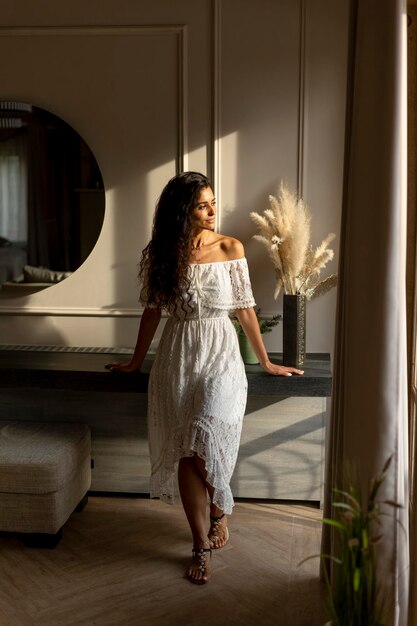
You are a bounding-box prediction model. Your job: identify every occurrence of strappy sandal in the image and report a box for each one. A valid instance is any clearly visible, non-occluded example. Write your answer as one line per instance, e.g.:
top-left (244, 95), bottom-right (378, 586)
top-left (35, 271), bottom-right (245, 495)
top-left (187, 547), bottom-right (212, 584)
top-left (208, 513), bottom-right (229, 549)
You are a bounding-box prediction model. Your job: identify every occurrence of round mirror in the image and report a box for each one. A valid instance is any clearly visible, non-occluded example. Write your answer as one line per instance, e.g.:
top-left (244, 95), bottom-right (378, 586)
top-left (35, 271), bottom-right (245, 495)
top-left (0, 102), bottom-right (105, 297)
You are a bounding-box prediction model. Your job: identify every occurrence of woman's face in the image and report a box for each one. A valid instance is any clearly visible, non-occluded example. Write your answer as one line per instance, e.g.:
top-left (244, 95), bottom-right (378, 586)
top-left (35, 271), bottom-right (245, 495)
top-left (192, 186), bottom-right (216, 232)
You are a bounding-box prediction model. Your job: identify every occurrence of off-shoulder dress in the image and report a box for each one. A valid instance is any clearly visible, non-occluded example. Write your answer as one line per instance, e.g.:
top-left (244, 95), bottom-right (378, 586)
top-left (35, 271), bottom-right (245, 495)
top-left (147, 257), bottom-right (256, 514)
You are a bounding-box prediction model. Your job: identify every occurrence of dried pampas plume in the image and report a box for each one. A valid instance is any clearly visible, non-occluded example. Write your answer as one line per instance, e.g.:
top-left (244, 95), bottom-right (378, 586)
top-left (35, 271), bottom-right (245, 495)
top-left (250, 181), bottom-right (337, 300)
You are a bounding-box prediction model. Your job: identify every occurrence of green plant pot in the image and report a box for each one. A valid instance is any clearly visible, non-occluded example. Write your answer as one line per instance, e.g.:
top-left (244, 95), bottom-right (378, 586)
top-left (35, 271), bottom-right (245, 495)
top-left (238, 334), bottom-right (259, 365)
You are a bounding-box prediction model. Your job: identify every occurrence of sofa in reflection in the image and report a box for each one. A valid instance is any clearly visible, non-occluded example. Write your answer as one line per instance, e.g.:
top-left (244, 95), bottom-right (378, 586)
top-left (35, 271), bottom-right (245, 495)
top-left (0, 264), bottom-right (72, 296)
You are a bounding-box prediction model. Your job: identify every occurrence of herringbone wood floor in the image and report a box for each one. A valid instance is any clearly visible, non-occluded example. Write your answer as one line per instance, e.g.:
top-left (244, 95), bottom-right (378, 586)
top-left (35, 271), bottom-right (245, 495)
top-left (0, 497), bottom-right (326, 626)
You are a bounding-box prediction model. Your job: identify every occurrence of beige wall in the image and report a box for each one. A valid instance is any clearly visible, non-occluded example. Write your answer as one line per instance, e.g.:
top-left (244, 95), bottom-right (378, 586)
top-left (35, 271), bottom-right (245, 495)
top-left (0, 0), bottom-right (349, 354)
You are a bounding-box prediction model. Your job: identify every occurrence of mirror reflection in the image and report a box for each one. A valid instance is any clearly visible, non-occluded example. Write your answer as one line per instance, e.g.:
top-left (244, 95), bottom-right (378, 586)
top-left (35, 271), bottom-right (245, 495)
top-left (0, 102), bottom-right (105, 297)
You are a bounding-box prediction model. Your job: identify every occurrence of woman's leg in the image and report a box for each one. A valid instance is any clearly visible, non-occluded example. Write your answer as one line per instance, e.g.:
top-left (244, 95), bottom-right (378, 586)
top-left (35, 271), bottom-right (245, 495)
top-left (193, 455), bottom-right (229, 549)
top-left (178, 456), bottom-right (211, 583)
top-left (178, 455), bottom-right (209, 545)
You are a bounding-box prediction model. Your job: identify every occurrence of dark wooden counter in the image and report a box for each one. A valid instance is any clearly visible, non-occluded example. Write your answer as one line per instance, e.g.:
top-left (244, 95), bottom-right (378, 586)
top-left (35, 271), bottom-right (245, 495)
top-left (0, 348), bottom-right (331, 498)
top-left (0, 350), bottom-right (331, 397)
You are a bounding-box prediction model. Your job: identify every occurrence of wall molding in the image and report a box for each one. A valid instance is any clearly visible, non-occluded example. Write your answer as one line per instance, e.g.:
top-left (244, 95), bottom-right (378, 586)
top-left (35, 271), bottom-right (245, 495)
top-left (0, 25), bottom-right (185, 37)
top-left (211, 0), bottom-right (307, 218)
top-left (0, 24), bottom-right (188, 316)
top-left (297, 0), bottom-right (307, 198)
top-left (0, 24), bottom-right (188, 175)
top-left (0, 306), bottom-right (143, 317)
top-left (211, 0), bottom-right (221, 225)
top-left (176, 25), bottom-right (188, 173)
top-left (0, 304), bottom-right (280, 319)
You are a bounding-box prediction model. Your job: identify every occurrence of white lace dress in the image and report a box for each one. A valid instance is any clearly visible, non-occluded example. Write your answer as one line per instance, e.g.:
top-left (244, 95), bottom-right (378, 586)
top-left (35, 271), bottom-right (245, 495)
top-left (147, 258), bottom-right (256, 514)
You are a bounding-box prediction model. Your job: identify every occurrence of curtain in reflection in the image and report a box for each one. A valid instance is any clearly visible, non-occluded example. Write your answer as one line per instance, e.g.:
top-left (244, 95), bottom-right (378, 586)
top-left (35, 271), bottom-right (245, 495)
top-left (27, 109), bottom-right (78, 271)
top-left (0, 133), bottom-right (27, 242)
top-left (322, 0), bottom-right (409, 624)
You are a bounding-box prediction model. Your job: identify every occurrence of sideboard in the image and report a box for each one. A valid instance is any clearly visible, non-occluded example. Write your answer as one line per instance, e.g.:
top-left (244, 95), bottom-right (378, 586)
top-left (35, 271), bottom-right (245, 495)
top-left (0, 349), bottom-right (331, 503)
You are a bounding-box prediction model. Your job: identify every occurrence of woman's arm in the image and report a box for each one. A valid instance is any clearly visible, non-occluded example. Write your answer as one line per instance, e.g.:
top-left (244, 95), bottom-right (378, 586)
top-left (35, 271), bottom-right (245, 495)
top-left (106, 306), bottom-right (162, 372)
top-left (235, 307), bottom-right (304, 376)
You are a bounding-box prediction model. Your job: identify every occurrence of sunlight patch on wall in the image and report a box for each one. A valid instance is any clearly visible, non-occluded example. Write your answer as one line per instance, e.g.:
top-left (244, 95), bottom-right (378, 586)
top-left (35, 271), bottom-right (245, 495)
top-left (96, 187), bottom-right (119, 305)
top-left (218, 130), bottom-right (239, 228)
top-left (186, 145), bottom-right (207, 178)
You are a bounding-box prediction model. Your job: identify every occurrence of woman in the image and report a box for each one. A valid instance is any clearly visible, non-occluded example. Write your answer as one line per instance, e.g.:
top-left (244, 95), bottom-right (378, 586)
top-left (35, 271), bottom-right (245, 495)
top-left (108, 172), bottom-right (303, 584)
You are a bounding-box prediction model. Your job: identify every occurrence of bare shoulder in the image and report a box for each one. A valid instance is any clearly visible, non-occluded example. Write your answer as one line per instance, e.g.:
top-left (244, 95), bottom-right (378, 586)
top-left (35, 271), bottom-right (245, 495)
top-left (218, 235), bottom-right (245, 261)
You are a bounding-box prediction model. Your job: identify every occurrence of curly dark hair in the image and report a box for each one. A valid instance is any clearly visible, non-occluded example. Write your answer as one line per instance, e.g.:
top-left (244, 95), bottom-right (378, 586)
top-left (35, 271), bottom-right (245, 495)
top-left (139, 171), bottom-right (211, 310)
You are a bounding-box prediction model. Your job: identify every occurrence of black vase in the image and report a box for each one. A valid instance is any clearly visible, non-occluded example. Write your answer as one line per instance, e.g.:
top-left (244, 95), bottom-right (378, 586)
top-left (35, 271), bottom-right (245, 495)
top-left (283, 294), bottom-right (306, 367)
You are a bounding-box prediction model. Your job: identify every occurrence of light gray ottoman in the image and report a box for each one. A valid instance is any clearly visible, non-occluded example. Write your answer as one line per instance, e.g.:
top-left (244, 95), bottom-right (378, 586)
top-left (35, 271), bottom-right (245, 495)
top-left (0, 421), bottom-right (91, 547)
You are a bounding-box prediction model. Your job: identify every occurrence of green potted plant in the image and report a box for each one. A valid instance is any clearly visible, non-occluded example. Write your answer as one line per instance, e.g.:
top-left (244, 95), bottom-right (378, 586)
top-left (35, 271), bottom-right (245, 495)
top-left (300, 455), bottom-right (400, 626)
top-left (231, 307), bottom-right (281, 364)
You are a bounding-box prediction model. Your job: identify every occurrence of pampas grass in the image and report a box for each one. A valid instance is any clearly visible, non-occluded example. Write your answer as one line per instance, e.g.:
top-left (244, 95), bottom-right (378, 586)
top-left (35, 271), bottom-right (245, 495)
top-left (250, 181), bottom-right (337, 300)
